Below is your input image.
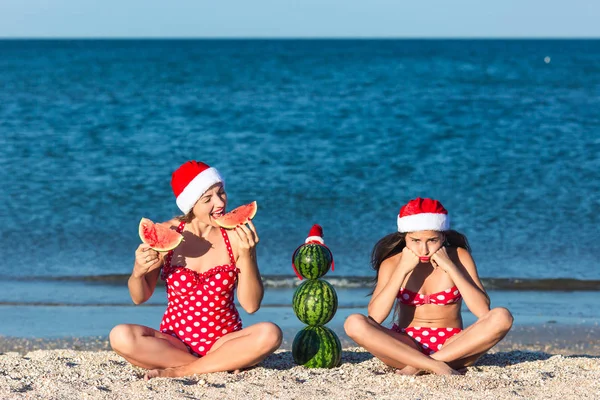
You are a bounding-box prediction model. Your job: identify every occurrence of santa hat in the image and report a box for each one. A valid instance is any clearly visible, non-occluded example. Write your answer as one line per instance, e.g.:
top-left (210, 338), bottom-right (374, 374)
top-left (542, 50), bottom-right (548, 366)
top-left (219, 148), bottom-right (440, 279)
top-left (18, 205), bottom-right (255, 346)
top-left (305, 224), bottom-right (325, 244)
top-left (397, 197), bottom-right (450, 232)
top-left (171, 161), bottom-right (224, 214)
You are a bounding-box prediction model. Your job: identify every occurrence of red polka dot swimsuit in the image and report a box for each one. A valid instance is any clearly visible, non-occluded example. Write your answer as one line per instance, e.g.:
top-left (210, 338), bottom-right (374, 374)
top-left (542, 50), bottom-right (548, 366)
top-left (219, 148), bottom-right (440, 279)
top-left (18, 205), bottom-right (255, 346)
top-left (160, 221), bottom-right (242, 356)
top-left (391, 286), bottom-right (463, 355)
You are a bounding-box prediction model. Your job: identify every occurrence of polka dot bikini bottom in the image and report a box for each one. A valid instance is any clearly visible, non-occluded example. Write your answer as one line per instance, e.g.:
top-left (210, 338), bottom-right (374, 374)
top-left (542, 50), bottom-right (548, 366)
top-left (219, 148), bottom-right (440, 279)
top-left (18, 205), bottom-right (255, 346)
top-left (391, 324), bottom-right (462, 355)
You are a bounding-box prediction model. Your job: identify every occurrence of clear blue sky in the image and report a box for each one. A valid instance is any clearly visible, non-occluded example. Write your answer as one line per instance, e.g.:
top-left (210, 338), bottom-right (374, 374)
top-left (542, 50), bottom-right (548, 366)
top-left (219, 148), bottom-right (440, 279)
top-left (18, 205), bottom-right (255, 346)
top-left (1, 0), bottom-right (598, 38)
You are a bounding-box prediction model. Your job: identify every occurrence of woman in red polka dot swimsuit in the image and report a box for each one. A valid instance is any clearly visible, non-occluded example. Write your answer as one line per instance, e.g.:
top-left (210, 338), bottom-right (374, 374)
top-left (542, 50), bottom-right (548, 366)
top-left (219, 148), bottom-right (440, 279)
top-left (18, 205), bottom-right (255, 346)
top-left (344, 198), bottom-right (513, 375)
top-left (110, 161), bottom-right (282, 380)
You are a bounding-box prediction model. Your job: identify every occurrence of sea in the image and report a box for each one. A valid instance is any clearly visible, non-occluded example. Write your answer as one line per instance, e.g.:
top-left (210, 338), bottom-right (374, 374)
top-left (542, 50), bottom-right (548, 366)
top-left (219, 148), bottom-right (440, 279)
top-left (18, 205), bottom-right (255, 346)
top-left (1, 39), bottom-right (599, 338)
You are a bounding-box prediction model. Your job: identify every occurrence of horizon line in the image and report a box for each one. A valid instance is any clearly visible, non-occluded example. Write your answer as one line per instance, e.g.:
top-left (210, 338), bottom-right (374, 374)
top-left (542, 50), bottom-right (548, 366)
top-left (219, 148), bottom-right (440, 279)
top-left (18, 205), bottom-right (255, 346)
top-left (1, 36), bottom-right (599, 41)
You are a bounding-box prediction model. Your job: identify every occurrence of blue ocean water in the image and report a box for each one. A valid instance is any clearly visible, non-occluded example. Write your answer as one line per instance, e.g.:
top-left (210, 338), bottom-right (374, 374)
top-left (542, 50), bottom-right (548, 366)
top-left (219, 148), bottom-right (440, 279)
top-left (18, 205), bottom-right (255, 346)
top-left (1, 40), bottom-right (599, 336)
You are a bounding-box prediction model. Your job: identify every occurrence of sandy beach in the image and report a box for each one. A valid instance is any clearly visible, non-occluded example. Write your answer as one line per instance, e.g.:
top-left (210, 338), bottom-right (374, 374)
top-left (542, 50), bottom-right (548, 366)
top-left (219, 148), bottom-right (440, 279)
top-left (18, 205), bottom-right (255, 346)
top-left (1, 348), bottom-right (599, 399)
top-left (1, 325), bottom-right (599, 400)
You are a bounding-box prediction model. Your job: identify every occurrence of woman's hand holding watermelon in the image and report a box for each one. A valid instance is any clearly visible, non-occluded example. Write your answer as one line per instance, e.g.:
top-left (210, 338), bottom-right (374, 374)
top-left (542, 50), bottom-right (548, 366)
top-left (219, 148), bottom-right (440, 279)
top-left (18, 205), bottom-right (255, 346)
top-left (133, 243), bottom-right (163, 278)
top-left (233, 220), bottom-right (260, 259)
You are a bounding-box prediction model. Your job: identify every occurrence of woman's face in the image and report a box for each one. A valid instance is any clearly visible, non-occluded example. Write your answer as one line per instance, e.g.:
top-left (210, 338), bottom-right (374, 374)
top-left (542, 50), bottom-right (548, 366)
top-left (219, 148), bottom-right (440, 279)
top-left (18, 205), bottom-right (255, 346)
top-left (191, 183), bottom-right (227, 226)
top-left (404, 230), bottom-right (445, 260)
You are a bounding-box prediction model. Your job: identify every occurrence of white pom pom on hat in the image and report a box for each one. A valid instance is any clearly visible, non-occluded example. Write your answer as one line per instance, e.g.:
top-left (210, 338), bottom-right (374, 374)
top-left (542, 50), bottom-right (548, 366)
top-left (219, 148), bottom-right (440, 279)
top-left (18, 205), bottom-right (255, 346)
top-left (397, 197), bottom-right (450, 232)
top-left (171, 161), bottom-right (224, 214)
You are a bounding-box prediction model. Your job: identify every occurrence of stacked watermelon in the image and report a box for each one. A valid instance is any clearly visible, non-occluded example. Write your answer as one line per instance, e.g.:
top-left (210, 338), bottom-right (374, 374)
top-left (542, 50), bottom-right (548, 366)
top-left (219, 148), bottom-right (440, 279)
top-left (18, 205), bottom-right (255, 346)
top-left (291, 225), bottom-right (341, 368)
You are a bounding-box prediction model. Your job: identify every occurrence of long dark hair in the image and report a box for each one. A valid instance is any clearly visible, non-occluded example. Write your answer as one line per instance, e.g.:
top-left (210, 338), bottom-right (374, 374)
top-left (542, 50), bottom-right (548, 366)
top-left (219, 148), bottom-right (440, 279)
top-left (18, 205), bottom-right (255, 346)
top-left (371, 230), bottom-right (471, 287)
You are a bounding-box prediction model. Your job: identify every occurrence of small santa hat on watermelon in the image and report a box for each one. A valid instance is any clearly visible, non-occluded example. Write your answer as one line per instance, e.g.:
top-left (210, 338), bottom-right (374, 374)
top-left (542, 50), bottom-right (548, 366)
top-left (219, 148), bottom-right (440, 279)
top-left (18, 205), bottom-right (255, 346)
top-left (397, 197), bottom-right (450, 232)
top-left (171, 161), bottom-right (224, 214)
top-left (305, 224), bottom-right (325, 244)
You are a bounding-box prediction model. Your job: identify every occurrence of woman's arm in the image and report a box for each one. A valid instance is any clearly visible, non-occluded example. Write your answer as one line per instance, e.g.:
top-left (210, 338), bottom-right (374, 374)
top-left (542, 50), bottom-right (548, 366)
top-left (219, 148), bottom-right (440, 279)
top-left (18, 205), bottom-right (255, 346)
top-left (431, 247), bottom-right (490, 318)
top-left (367, 247), bottom-right (420, 323)
top-left (128, 243), bottom-right (163, 305)
top-left (231, 221), bottom-right (263, 314)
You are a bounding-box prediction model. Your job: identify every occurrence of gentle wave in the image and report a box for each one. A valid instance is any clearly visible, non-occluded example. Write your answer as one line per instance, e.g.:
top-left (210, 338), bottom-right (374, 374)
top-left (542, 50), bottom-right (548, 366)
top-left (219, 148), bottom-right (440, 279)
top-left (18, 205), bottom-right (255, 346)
top-left (0, 301), bottom-right (362, 308)
top-left (13, 274), bottom-right (600, 291)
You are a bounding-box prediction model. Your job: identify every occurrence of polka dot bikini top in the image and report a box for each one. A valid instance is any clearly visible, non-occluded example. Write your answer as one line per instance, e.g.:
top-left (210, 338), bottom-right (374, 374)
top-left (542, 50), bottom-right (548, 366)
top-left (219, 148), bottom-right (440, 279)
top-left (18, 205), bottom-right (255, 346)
top-left (160, 221), bottom-right (239, 294)
top-left (397, 286), bottom-right (462, 306)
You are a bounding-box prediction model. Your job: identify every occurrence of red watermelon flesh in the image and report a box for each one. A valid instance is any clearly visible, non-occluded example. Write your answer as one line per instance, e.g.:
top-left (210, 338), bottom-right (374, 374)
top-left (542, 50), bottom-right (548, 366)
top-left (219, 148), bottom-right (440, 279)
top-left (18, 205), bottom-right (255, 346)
top-left (138, 218), bottom-right (184, 251)
top-left (214, 201), bottom-right (258, 229)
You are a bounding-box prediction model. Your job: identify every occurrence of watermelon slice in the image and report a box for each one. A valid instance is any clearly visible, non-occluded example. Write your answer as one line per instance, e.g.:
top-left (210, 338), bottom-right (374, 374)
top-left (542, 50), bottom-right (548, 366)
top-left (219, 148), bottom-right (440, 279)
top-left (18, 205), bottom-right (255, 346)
top-left (138, 218), bottom-right (184, 251)
top-left (214, 201), bottom-right (258, 229)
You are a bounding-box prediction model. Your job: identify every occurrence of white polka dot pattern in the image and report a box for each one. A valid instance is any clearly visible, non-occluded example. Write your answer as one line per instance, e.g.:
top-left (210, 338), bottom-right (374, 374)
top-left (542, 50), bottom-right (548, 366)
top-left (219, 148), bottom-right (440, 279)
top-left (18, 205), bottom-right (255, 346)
top-left (396, 286), bottom-right (462, 306)
top-left (391, 324), bottom-right (462, 355)
top-left (159, 222), bottom-right (243, 356)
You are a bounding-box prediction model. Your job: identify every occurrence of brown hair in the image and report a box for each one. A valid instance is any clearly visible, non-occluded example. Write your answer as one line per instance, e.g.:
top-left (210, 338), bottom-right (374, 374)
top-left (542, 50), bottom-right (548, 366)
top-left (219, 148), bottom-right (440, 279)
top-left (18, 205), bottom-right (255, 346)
top-left (177, 210), bottom-right (196, 223)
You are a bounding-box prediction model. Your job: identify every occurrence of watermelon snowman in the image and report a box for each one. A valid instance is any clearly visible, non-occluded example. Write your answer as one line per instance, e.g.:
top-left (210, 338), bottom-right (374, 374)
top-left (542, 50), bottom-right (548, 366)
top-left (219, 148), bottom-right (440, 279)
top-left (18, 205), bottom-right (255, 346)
top-left (291, 225), bottom-right (341, 368)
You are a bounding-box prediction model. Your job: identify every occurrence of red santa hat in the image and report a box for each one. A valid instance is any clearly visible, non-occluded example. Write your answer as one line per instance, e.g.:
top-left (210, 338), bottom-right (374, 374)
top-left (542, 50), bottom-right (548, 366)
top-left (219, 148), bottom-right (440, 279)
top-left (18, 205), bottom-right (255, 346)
top-left (305, 224), bottom-right (325, 244)
top-left (171, 161), bottom-right (224, 214)
top-left (397, 197), bottom-right (450, 232)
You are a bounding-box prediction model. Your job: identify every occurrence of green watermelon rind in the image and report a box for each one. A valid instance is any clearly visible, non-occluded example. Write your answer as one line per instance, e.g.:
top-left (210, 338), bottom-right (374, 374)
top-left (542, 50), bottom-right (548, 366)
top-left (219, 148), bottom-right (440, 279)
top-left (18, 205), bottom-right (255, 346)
top-left (293, 244), bottom-right (332, 279)
top-left (138, 218), bottom-right (184, 252)
top-left (292, 325), bottom-right (342, 368)
top-left (292, 279), bottom-right (338, 326)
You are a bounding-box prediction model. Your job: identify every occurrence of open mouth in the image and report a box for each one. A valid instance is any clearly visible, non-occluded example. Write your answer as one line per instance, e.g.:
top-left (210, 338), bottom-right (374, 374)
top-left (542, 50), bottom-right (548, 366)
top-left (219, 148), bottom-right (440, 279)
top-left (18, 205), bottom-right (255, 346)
top-left (211, 209), bottom-right (225, 219)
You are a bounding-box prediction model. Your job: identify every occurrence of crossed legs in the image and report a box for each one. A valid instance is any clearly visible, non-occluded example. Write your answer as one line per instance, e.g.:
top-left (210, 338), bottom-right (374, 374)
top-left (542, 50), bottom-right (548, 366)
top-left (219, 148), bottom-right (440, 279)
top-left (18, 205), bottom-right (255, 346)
top-left (109, 322), bottom-right (282, 379)
top-left (344, 307), bottom-right (513, 375)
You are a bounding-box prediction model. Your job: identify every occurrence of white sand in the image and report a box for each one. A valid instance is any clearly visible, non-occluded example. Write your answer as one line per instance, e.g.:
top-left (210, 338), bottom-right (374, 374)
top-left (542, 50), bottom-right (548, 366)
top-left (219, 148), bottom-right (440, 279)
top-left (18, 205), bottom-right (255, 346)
top-left (1, 347), bottom-right (599, 399)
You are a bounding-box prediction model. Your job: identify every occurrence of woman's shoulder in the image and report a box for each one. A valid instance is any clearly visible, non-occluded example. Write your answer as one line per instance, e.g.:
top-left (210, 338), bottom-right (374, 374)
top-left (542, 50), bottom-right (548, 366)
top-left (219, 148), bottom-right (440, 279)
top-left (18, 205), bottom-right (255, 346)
top-left (450, 246), bottom-right (476, 268)
top-left (454, 246), bottom-right (472, 260)
top-left (380, 252), bottom-right (401, 271)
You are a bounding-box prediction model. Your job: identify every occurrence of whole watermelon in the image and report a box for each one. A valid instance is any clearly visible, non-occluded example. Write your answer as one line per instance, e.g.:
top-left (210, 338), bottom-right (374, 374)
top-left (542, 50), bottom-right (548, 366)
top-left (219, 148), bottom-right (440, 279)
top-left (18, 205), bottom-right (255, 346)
top-left (292, 279), bottom-right (338, 326)
top-left (293, 244), bottom-right (332, 279)
top-left (292, 325), bottom-right (342, 368)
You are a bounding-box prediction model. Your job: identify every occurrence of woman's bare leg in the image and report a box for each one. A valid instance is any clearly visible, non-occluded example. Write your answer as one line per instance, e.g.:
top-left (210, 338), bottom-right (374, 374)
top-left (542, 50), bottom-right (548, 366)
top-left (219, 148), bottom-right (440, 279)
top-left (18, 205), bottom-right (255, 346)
top-left (144, 322), bottom-right (282, 379)
top-left (344, 314), bottom-right (460, 375)
top-left (431, 307), bottom-right (513, 368)
top-left (109, 324), bottom-right (198, 369)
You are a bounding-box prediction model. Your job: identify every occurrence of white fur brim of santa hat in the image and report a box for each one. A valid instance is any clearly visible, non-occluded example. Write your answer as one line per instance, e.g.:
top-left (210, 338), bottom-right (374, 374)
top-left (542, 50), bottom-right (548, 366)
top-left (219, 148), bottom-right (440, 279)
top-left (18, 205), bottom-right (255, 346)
top-left (396, 197), bottom-right (450, 232)
top-left (398, 213), bottom-right (450, 232)
top-left (174, 167), bottom-right (224, 214)
top-left (397, 213), bottom-right (450, 232)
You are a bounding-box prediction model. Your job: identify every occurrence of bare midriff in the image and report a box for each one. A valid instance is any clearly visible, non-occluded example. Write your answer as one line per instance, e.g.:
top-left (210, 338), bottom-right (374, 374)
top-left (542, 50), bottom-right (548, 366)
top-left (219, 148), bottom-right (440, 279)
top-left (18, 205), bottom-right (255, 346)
top-left (396, 302), bottom-right (463, 330)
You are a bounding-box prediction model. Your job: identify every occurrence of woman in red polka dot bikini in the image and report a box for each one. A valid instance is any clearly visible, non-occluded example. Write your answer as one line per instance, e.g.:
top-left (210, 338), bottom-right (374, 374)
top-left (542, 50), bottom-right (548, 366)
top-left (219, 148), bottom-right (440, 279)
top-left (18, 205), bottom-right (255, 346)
top-left (110, 161), bottom-right (282, 380)
top-left (344, 197), bottom-right (513, 375)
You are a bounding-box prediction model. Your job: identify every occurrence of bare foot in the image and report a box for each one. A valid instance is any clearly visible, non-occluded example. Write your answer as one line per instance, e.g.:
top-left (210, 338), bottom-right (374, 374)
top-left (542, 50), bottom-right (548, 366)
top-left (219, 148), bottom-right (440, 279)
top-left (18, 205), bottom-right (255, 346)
top-left (431, 361), bottom-right (462, 376)
top-left (144, 369), bottom-right (161, 381)
top-left (144, 368), bottom-right (176, 380)
top-left (395, 365), bottom-right (421, 376)
top-left (431, 361), bottom-right (463, 375)
top-left (230, 365), bottom-right (256, 374)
